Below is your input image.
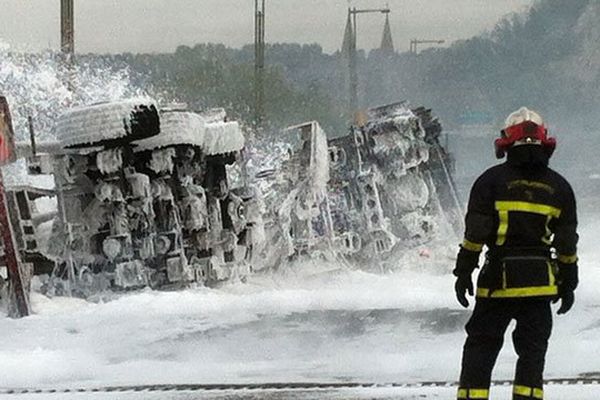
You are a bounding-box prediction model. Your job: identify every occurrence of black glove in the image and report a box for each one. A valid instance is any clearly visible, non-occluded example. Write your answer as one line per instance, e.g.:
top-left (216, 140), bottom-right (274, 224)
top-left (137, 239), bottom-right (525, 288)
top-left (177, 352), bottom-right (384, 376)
top-left (553, 262), bottom-right (578, 315)
top-left (455, 273), bottom-right (473, 308)
top-left (557, 262), bottom-right (578, 292)
top-left (553, 290), bottom-right (575, 315)
top-left (453, 245), bottom-right (479, 308)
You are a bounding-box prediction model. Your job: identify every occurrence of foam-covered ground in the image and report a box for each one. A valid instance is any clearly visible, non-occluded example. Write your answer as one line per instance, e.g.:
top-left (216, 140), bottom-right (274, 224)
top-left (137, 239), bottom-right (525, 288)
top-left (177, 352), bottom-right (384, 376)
top-left (0, 214), bottom-right (599, 391)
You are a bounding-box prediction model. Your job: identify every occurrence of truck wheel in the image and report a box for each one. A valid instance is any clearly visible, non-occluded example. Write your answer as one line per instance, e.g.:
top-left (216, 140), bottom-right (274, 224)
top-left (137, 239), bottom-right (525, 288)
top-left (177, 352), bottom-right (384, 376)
top-left (54, 98), bottom-right (160, 149)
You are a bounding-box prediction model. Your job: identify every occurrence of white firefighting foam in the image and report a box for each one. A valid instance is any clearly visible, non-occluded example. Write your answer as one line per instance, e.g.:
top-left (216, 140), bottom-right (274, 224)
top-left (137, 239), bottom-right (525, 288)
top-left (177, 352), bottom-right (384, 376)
top-left (0, 216), bottom-right (598, 390)
top-left (0, 41), bottom-right (146, 187)
top-left (1, 40), bottom-right (599, 393)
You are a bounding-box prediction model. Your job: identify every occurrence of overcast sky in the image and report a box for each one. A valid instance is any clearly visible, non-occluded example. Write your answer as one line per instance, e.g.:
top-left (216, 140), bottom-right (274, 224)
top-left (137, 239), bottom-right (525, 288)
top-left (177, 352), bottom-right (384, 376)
top-left (0, 0), bottom-right (535, 54)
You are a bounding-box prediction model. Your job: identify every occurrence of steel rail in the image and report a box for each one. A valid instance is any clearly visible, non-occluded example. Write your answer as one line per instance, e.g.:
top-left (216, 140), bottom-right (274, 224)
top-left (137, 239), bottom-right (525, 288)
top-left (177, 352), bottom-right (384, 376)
top-left (2, 378), bottom-right (600, 395)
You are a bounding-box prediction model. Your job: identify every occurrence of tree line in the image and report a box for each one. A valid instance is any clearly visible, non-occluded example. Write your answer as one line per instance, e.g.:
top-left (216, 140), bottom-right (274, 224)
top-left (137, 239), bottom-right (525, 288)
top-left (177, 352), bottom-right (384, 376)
top-left (85, 0), bottom-right (598, 135)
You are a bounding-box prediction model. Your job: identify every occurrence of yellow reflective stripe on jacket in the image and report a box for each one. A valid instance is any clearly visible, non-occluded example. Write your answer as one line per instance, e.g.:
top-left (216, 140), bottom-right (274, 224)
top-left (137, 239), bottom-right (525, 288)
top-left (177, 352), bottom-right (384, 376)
top-left (457, 387), bottom-right (489, 399)
top-left (558, 254), bottom-right (578, 264)
top-left (477, 262), bottom-right (557, 298)
top-left (496, 210), bottom-right (509, 245)
top-left (494, 201), bottom-right (562, 246)
top-left (477, 285), bottom-right (558, 298)
top-left (462, 239), bottom-right (484, 252)
top-left (542, 215), bottom-right (553, 245)
top-left (514, 385), bottom-right (543, 399)
top-left (545, 261), bottom-right (556, 288)
top-left (495, 201), bottom-right (561, 217)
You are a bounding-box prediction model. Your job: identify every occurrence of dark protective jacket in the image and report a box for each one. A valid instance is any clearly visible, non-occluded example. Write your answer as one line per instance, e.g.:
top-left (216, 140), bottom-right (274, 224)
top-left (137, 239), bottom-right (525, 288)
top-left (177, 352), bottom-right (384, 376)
top-left (454, 145), bottom-right (578, 298)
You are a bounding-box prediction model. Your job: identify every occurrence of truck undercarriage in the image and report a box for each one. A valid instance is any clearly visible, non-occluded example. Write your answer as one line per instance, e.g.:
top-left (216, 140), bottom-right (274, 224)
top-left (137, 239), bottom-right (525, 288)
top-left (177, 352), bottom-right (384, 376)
top-left (1, 99), bottom-right (461, 298)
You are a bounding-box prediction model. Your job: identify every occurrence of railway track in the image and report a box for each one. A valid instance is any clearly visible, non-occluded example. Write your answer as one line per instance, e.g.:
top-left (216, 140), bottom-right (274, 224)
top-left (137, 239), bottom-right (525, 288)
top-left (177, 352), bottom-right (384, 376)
top-left (2, 377), bottom-right (600, 395)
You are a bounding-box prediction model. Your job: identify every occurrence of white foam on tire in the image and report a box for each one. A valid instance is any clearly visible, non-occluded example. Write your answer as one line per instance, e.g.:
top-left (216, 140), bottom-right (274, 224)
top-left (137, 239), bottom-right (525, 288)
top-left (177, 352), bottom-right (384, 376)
top-left (53, 98), bottom-right (157, 148)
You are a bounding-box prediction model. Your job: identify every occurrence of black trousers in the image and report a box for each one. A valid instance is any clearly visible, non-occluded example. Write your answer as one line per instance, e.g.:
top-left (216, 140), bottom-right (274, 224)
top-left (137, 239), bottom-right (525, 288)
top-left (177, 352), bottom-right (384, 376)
top-left (458, 298), bottom-right (552, 399)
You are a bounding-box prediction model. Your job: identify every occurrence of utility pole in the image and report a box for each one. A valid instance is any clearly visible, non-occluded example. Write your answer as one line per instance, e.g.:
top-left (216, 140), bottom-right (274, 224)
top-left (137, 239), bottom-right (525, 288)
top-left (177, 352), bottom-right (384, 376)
top-left (254, 0), bottom-right (266, 132)
top-left (60, 0), bottom-right (75, 93)
top-left (60, 0), bottom-right (75, 61)
top-left (347, 6), bottom-right (390, 121)
top-left (409, 39), bottom-right (445, 54)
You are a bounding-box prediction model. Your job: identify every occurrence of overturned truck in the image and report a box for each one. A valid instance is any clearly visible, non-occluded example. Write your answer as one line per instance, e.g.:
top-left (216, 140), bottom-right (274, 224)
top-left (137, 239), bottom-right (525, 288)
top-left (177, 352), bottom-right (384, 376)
top-left (255, 102), bottom-right (462, 270)
top-left (5, 99), bottom-right (460, 296)
top-left (18, 99), bottom-right (260, 296)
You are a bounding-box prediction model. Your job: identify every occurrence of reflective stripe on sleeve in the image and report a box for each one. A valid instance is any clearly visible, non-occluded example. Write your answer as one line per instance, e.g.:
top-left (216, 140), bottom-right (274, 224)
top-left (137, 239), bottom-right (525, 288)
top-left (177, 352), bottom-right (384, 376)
top-left (558, 254), bottom-right (578, 264)
top-left (462, 239), bottom-right (484, 252)
top-left (457, 387), bottom-right (489, 399)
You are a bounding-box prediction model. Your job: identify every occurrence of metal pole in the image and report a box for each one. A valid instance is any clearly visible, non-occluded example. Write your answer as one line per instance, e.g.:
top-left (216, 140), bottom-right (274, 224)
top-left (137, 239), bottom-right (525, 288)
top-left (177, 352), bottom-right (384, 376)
top-left (350, 8), bottom-right (358, 117)
top-left (347, 7), bottom-right (390, 121)
top-left (254, 0), bottom-right (258, 129)
top-left (434, 144), bottom-right (465, 222)
top-left (60, 0), bottom-right (75, 92)
top-left (60, 0), bottom-right (75, 60)
top-left (28, 116), bottom-right (36, 157)
top-left (260, 0), bottom-right (265, 124)
top-left (254, 0), bottom-right (265, 132)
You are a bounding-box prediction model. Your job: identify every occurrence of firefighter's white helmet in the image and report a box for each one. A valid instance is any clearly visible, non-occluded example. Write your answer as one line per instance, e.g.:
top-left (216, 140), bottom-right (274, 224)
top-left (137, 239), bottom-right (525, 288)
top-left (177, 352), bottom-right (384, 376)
top-left (503, 107), bottom-right (544, 130)
top-left (495, 107), bottom-right (555, 159)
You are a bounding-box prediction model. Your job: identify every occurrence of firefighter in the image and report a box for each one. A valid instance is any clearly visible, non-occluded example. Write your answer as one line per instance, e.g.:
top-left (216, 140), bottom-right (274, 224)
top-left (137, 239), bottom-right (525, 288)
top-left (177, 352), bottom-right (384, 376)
top-left (453, 107), bottom-right (578, 400)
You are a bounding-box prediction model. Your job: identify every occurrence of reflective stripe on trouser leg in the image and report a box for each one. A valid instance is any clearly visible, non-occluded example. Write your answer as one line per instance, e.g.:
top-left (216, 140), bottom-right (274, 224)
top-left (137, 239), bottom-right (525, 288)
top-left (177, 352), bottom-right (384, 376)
top-left (513, 385), bottom-right (544, 399)
top-left (457, 387), bottom-right (489, 399)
